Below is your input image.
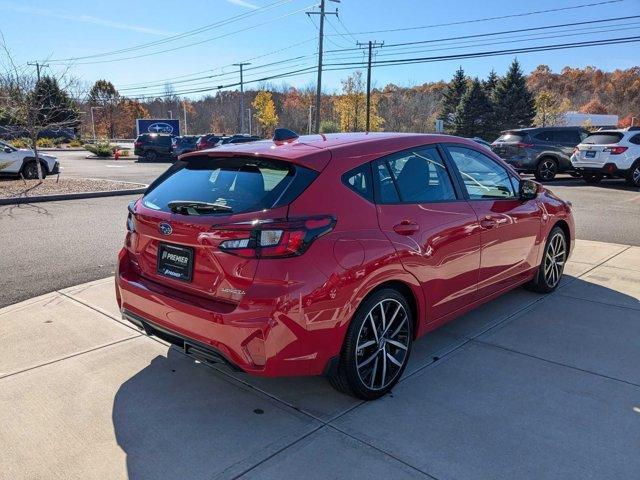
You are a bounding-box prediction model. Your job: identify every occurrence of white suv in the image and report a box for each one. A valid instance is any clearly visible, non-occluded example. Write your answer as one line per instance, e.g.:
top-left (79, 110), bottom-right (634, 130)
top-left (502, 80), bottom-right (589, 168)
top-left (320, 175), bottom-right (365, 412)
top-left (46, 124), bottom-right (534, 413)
top-left (571, 128), bottom-right (640, 186)
top-left (0, 141), bottom-right (59, 179)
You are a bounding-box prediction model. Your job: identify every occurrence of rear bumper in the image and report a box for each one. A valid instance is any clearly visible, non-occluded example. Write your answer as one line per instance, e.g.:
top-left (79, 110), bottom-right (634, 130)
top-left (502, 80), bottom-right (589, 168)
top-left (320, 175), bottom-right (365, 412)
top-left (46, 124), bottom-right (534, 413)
top-left (572, 162), bottom-right (628, 177)
top-left (115, 248), bottom-right (338, 377)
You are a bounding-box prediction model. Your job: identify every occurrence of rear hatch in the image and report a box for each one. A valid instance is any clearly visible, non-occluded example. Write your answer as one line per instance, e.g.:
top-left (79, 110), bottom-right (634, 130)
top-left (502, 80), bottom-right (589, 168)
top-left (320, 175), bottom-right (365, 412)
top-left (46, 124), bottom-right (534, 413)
top-left (575, 131), bottom-right (625, 166)
top-left (491, 131), bottom-right (531, 159)
top-left (127, 154), bottom-right (319, 304)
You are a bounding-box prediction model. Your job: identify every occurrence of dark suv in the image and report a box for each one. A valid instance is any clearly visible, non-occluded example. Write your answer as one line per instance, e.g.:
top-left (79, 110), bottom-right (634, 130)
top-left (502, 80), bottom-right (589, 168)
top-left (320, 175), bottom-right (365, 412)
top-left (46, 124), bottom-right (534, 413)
top-left (171, 135), bottom-right (199, 158)
top-left (134, 134), bottom-right (173, 161)
top-left (491, 127), bottom-right (588, 181)
top-left (220, 134), bottom-right (261, 145)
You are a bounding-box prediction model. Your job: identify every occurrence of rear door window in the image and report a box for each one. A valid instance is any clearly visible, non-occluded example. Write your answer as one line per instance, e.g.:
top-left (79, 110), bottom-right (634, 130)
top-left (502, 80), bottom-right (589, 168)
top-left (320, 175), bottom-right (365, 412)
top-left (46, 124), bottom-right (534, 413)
top-left (533, 131), bottom-right (554, 142)
top-left (375, 147), bottom-right (457, 203)
top-left (143, 157), bottom-right (316, 215)
top-left (582, 132), bottom-right (624, 144)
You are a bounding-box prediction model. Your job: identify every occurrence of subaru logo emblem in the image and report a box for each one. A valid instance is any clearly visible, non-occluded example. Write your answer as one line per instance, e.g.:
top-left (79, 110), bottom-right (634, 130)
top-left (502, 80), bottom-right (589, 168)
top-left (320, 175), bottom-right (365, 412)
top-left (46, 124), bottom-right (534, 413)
top-left (147, 122), bottom-right (174, 134)
top-left (158, 222), bottom-right (173, 235)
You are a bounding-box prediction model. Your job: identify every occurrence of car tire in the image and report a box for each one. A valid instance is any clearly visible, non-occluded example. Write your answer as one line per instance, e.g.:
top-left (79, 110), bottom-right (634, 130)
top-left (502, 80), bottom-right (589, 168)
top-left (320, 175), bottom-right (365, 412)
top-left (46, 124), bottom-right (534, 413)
top-left (21, 160), bottom-right (46, 180)
top-left (329, 288), bottom-right (413, 400)
top-left (583, 172), bottom-right (603, 184)
top-left (625, 160), bottom-right (640, 187)
top-left (526, 226), bottom-right (567, 294)
top-left (534, 157), bottom-right (558, 182)
top-left (144, 150), bottom-right (158, 162)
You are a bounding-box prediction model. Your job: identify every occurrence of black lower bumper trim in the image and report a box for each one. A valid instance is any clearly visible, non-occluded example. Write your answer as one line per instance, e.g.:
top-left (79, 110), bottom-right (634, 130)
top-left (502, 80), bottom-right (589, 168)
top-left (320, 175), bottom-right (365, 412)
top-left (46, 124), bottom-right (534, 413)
top-left (122, 309), bottom-right (242, 371)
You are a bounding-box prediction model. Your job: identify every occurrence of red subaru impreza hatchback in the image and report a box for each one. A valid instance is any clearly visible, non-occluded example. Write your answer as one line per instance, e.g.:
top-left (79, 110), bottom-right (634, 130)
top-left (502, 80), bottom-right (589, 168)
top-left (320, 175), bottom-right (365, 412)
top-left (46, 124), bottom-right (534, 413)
top-left (116, 130), bottom-right (574, 399)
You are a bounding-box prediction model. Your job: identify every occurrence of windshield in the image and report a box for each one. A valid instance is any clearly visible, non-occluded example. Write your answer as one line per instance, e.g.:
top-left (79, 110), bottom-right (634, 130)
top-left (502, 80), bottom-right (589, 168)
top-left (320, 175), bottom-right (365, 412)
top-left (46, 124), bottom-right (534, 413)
top-left (143, 156), bottom-right (310, 215)
top-left (582, 132), bottom-right (623, 145)
top-left (495, 132), bottom-right (525, 143)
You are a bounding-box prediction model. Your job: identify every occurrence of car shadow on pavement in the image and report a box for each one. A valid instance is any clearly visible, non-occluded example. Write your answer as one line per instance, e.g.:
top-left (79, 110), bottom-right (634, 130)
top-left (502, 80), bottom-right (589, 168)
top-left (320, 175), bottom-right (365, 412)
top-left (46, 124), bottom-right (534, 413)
top-left (541, 178), bottom-right (639, 191)
top-left (111, 277), bottom-right (638, 480)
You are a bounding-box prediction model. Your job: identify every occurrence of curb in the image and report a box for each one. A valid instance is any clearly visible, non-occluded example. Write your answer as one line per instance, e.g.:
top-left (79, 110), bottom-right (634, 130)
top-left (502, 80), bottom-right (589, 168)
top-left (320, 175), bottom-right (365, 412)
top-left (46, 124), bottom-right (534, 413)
top-left (0, 186), bottom-right (147, 205)
top-left (84, 155), bottom-right (138, 160)
top-left (39, 148), bottom-right (87, 152)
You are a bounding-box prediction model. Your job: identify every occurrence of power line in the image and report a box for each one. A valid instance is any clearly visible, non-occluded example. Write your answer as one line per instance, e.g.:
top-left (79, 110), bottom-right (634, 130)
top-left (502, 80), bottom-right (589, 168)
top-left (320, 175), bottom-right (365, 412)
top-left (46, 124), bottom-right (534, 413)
top-left (323, 0), bottom-right (627, 37)
top-left (127, 35), bottom-right (640, 100)
top-left (49, 4), bottom-right (316, 65)
top-left (48, 0), bottom-right (296, 62)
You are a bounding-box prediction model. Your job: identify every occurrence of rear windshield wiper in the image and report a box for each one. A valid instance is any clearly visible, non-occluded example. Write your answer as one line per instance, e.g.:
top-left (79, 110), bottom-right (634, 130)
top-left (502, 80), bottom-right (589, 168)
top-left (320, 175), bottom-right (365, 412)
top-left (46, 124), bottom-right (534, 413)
top-left (167, 200), bottom-right (233, 215)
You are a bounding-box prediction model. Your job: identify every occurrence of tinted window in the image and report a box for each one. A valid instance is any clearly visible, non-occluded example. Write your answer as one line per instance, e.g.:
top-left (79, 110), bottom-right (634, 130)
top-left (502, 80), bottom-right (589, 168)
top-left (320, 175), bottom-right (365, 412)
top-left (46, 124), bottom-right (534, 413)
top-left (582, 132), bottom-right (624, 144)
top-left (630, 134), bottom-right (640, 145)
top-left (343, 163), bottom-right (373, 201)
top-left (143, 157), bottom-right (314, 215)
top-left (447, 146), bottom-right (516, 200)
top-left (376, 162), bottom-right (400, 203)
top-left (495, 132), bottom-right (525, 143)
top-left (533, 131), bottom-right (554, 142)
top-left (554, 130), bottom-right (581, 144)
top-left (377, 147), bottom-right (456, 203)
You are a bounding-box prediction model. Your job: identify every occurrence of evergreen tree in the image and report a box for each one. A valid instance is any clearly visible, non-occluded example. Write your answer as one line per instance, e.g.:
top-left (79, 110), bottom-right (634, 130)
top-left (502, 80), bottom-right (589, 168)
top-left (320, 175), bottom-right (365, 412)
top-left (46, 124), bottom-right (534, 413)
top-left (483, 69), bottom-right (499, 99)
top-left (452, 78), bottom-right (494, 139)
top-left (32, 76), bottom-right (79, 128)
top-left (439, 66), bottom-right (467, 131)
top-left (493, 59), bottom-right (536, 131)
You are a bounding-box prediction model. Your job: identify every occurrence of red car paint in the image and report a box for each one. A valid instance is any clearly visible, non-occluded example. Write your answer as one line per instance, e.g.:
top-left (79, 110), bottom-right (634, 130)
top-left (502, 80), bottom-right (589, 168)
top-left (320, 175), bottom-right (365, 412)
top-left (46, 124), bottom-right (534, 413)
top-left (115, 132), bottom-right (574, 376)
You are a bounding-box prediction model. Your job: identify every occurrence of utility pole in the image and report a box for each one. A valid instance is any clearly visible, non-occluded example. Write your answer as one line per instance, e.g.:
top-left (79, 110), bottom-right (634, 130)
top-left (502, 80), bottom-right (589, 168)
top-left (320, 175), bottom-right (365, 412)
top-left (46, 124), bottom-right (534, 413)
top-left (234, 62), bottom-right (251, 133)
top-left (183, 100), bottom-right (188, 135)
top-left (307, 0), bottom-right (338, 134)
top-left (356, 40), bottom-right (384, 132)
top-left (27, 61), bottom-right (48, 81)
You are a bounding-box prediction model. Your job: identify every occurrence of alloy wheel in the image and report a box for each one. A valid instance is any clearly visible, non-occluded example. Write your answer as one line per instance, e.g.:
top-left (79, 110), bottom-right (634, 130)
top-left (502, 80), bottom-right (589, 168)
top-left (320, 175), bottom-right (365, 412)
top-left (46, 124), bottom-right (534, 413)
top-left (543, 232), bottom-right (566, 288)
top-left (355, 299), bottom-right (410, 391)
top-left (539, 160), bottom-right (557, 181)
top-left (633, 166), bottom-right (640, 186)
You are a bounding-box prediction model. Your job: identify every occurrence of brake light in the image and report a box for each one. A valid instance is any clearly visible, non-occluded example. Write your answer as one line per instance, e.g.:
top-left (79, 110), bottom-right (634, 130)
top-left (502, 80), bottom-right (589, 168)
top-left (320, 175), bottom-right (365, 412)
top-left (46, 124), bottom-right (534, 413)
top-left (134, 141), bottom-right (142, 147)
top-left (572, 147), bottom-right (579, 154)
top-left (217, 216), bottom-right (335, 258)
top-left (603, 146), bottom-right (627, 155)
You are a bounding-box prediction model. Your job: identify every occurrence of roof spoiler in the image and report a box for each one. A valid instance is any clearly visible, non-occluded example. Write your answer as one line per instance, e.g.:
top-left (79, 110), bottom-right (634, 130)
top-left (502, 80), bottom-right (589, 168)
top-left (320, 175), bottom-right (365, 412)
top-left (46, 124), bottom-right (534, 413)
top-left (273, 128), bottom-right (299, 143)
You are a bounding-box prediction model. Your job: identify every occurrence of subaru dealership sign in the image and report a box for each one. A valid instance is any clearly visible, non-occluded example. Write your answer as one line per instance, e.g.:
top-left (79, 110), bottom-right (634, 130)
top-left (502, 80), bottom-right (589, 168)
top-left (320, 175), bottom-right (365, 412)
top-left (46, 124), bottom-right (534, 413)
top-left (136, 119), bottom-right (180, 136)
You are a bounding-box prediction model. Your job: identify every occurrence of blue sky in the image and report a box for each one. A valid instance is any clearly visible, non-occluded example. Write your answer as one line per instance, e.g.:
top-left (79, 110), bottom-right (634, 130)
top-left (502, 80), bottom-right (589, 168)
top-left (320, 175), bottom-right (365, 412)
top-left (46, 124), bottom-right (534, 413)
top-left (0, 0), bottom-right (638, 99)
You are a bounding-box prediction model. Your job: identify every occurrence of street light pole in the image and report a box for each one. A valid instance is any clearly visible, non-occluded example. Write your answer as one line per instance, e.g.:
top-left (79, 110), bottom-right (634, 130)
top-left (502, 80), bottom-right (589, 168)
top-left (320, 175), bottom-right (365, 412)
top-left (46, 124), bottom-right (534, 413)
top-left (183, 100), bottom-right (188, 135)
top-left (246, 108), bottom-right (252, 135)
top-left (90, 106), bottom-right (102, 141)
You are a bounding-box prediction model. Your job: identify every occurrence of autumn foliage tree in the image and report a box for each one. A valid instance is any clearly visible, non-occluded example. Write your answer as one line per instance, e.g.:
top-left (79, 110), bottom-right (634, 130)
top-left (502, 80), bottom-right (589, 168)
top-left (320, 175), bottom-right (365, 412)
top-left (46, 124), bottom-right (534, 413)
top-left (334, 71), bottom-right (382, 132)
top-left (252, 91), bottom-right (278, 137)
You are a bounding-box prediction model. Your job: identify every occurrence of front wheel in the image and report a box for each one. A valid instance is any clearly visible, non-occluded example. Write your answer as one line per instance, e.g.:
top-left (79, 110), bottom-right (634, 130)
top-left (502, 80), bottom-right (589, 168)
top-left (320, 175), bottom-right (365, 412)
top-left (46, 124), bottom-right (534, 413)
top-left (329, 289), bottom-right (413, 400)
top-left (534, 158), bottom-right (558, 181)
top-left (526, 226), bottom-right (567, 293)
top-left (22, 161), bottom-right (46, 180)
top-left (144, 150), bottom-right (158, 162)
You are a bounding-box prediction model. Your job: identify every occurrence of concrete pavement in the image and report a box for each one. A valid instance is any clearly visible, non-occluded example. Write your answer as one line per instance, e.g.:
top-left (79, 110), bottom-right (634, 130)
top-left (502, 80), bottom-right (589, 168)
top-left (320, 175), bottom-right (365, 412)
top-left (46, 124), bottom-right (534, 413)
top-left (1, 239), bottom-right (639, 480)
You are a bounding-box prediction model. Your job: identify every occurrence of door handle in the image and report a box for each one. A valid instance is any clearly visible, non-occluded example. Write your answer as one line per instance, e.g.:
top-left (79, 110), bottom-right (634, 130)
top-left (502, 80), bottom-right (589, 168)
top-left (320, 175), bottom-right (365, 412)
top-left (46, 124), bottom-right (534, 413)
top-left (480, 217), bottom-right (497, 229)
top-left (393, 220), bottom-right (419, 236)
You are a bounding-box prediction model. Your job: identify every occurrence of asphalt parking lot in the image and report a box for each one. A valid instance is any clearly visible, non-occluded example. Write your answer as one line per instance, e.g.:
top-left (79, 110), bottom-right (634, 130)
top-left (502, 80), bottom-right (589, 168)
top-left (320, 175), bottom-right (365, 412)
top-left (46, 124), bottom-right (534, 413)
top-left (1, 239), bottom-right (638, 479)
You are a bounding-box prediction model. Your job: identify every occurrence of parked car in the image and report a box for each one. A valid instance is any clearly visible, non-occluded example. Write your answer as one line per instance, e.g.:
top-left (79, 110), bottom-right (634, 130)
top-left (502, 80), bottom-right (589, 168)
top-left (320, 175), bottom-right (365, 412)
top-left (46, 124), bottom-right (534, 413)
top-left (571, 128), bottom-right (640, 186)
top-left (220, 134), bottom-right (261, 145)
top-left (195, 134), bottom-right (224, 150)
top-left (117, 130), bottom-right (574, 400)
top-left (171, 135), bottom-right (199, 158)
top-left (0, 141), bottom-right (59, 179)
top-left (134, 133), bottom-right (173, 161)
top-left (491, 127), bottom-right (588, 181)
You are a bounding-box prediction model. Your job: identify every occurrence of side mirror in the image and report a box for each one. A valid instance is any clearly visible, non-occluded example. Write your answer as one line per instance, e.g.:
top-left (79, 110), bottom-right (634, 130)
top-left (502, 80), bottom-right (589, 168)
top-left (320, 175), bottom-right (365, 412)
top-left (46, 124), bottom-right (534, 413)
top-left (519, 179), bottom-right (539, 200)
top-left (3, 147), bottom-right (12, 153)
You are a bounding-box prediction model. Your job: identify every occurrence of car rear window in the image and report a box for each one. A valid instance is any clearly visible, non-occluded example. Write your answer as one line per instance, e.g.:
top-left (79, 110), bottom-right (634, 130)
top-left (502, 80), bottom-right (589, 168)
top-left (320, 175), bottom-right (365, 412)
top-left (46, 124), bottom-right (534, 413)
top-left (495, 132), bottom-right (525, 143)
top-left (142, 156), bottom-right (317, 215)
top-left (582, 132), bottom-right (624, 144)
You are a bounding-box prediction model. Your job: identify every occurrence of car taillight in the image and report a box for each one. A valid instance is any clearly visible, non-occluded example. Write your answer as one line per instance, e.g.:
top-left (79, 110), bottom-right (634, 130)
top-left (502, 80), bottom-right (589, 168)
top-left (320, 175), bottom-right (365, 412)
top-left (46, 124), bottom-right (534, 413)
top-left (572, 147), bottom-right (579, 154)
top-left (516, 143), bottom-right (534, 148)
top-left (134, 141), bottom-right (142, 147)
top-left (218, 216), bottom-right (336, 258)
top-left (603, 146), bottom-right (627, 155)
top-left (126, 201), bottom-right (136, 232)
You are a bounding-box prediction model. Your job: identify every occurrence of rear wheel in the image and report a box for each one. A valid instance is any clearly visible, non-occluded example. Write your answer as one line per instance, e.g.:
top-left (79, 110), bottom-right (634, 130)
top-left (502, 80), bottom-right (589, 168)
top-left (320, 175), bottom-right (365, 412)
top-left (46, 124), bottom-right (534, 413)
top-left (144, 150), bottom-right (158, 162)
top-left (329, 288), bottom-right (413, 400)
top-left (583, 171), bottom-right (603, 184)
top-left (625, 160), bottom-right (640, 187)
top-left (534, 157), bottom-right (558, 181)
top-left (526, 226), bottom-right (567, 293)
top-left (21, 161), bottom-right (46, 180)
